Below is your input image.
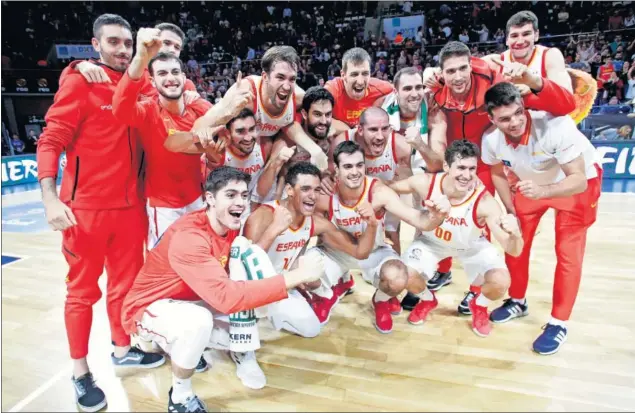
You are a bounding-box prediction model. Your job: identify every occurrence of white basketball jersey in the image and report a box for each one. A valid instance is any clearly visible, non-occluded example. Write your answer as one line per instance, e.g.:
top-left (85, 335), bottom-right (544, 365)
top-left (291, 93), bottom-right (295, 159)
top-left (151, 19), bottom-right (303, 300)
top-left (346, 131), bottom-right (398, 182)
top-left (248, 76), bottom-right (296, 137)
top-left (222, 142), bottom-right (266, 194)
top-left (417, 172), bottom-right (489, 251)
top-left (264, 201), bottom-right (314, 273)
top-left (501, 45), bottom-right (549, 77)
top-left (328, 177), bottom-right (388, 250)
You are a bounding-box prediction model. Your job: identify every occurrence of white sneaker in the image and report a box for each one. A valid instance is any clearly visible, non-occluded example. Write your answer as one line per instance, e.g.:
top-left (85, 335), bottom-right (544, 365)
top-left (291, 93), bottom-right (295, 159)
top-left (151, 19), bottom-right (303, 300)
top-left (230, 351), bottom-right (266, 390)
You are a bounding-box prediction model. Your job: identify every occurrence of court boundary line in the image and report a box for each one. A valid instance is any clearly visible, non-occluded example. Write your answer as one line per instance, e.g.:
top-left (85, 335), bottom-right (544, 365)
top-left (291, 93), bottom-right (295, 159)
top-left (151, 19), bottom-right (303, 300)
top-left (7, 367), bottom-right (71, 412)
top-left (1, 253), bottom-right (29, 268)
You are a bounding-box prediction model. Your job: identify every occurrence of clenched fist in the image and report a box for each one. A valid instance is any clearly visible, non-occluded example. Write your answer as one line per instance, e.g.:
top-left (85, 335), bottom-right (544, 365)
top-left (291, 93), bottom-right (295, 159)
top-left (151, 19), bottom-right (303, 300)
top-left (355, 201), bottom-right (378, 226)
top-left (136, 28), bottom-right (162, 59)
top-left (516, 180), bottom-right (545, 200)
top-left (424, 194), bottom-right (451, 220)
top-left (272, 204), bottom-right (293, 235)
top-left (498, 213), bottom-right (521, 238)
top-left (404, 126), bottom-right (424, 149)
top-left (275, 145), bottom-right (296, 167)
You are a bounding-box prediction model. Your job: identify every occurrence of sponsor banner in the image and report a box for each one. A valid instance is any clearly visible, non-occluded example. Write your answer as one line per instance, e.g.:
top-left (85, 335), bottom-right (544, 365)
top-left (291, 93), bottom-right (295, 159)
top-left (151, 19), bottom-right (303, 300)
top-left (1, 154), bottom-right (65, 186)
top-left (1, 70), bottom-right (59, 94)
top-left (591, 140), bottom-right (635, 179)
top-left (382, 15), bottom-right (425, 41)
top-left (55, 44), bottom-right (99, 60)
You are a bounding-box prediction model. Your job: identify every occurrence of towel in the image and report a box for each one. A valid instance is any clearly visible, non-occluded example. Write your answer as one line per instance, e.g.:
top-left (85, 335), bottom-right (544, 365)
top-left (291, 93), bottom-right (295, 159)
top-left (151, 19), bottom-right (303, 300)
top-left (227, 236), bottom-right (278, 352)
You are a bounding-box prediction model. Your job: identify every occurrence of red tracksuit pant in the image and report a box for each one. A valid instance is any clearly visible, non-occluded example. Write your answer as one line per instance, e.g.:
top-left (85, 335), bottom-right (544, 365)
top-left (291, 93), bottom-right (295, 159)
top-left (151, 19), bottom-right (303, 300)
top-left (437, 167), bottom-right (495, 274)
top-left (505, 168), bottom-right (602, 321)
top-left (62, 206), bottom-right (146, 359)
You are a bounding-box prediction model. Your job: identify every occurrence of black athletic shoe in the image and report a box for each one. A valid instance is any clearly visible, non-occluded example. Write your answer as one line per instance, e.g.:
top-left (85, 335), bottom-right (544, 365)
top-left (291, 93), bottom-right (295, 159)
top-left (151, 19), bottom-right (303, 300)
top-left (400, 292), bottom-right (421, 311)
top-left (73, 373), bottom-right (107, 412)
top-left (195, 356), bottom-right (209, 373)
top-left (427, 271), bottom-right (452, 291)
top-left (458, 290), bottom-right (478, 315)
top-left (111, 345), bottom-right (166, 369)
top-left (168, 387), bottom-right (208, 412)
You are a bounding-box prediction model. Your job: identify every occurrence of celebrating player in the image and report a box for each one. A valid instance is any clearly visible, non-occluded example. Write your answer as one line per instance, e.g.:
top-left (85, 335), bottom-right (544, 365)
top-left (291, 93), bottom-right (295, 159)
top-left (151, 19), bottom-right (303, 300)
top-left (391, 140), bottom-right (523, 337)
top-left (112, 28), bottom-right (213, 248)
top-left (36, 14), bottom-right (164, 412)
top-left (325, 47), bottom-right (394, 130)
top-left (121, 167), bottom-right (324, 412)
top-left (192, 46), bottom-right (328, 170)
top-left (310, 141), bottom-right (450, 333)
top-left (482, 82), bottom-right (602, 355)
top-left (244, 162), bottom-right (379, 331)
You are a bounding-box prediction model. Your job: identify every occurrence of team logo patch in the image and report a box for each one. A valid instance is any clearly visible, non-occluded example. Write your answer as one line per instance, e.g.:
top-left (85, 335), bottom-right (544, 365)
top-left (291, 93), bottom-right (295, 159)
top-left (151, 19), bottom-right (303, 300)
top-left (408, 248), bottom-right (422, 260)
top-left (230, 246), bottom-right (240, 259)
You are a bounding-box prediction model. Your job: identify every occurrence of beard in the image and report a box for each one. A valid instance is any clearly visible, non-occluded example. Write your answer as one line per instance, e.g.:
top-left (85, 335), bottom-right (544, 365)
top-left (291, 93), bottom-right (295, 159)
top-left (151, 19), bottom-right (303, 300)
top-left (157, 87), bottom-right (184, 100)
top-left (100, 48), bottom-right (130, 72)
top-left (307, 122), bottom-right (330, 140)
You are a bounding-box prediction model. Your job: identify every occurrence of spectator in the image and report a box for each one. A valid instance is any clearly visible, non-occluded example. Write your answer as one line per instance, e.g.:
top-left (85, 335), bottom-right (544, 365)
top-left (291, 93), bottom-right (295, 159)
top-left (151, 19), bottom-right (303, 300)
top-left (474, 24), bottom-right (489, 43)
top-left (10, 134), bottom-right (25, 154)
top-left (625, 64), bottom-right (635, 102)
top-left (625, 10), bottom-right (635, 28)
top-left (459, 29), bottom-right (470, 43)
top-left (608, 10), bottom-right (624, 30)
top-left (394, 31), bottom-right (404, 45)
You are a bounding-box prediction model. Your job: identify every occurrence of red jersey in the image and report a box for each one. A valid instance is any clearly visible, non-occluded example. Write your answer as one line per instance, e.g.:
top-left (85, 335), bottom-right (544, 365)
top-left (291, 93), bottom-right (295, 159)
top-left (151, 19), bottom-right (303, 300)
top-left (432, 57), bottom-right (576, 170)
top-left (325, 77), bottom-right (394, 127)
top-left (37, 63), bottom-right (154, 209)
top-left (121, 209), bottom-right (288, 334)
top-left (113, 73), bottom-right (212, 209)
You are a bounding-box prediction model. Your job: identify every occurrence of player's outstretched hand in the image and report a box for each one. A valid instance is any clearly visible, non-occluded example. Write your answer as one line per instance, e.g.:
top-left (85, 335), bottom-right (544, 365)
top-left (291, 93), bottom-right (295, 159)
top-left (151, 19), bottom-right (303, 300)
top-left (355, 201), bottom-right (378, 226)
top-left (491, 56), bottom-right (542, 90)
top-left (498, 213), bottom-right (521, 238)
top-left (183, 90), bottom-right (200, 105)
top-left (423, 67), bottom-right (443, 89)
top-left (310, 149), bottom-right (329, 172)
top-left (516, 180), bottom-right (545, 200)
top-left (272, 204), bottom-right (293, 235)
top-left (222, 71), bottom-right (255, 118)
top-left (320, 175), bottom-right (335, 196)
top-left (77, 61), bottom-right (111, 84)
top-left (194, 126), bottom-right (224, 148)
top-left (136, 28), bottom-right (162, 59)
top-left (294, 250), bottom-right (325, 284)
top-left (424, 194), bottom-right (451, 220)
top-left (44, 198), bottom-right (77, 231)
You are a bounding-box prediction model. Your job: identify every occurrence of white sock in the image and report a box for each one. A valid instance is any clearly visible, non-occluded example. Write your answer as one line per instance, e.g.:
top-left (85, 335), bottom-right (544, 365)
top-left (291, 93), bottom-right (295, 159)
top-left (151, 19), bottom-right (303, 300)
top-left (475, 294), bottom-right (491, 307)
top-left (417, 288), bottom-right (435, 302)
top-left (171, 375), bottom-right (194, 404)
top-left (549, 317), bottom-right (567, 328)
top-left (374, 289), bottom-right (391, 303)
top-left (511, 297), bottom-right (526, 305)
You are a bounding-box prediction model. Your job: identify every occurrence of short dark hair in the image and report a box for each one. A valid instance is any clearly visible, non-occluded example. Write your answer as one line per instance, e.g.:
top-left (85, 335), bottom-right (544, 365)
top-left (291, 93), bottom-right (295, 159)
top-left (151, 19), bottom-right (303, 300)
top-left (261, 46), bottom-right (300, 73)
top-left (226, 108), bottom-right (256, 130)
top-left (484, 82), bottom-right (523, 115)
top-left (92, 14), bottom-right (131, 39)
top-left (506, 11), bottom-right (539, 34)
top-left (439, 41), bottom-right (471, 69)
top-left (342, 47), bottom-right (372, 72)
top-left (445, 139), bottom-right (480, 166)
top-left (394, 67), bottom-right (422, 89)
top-left (205, 166), bottom-right (250, 194)
top-left (148, 52), bottom-right (185, 76)
top-left (285, 162), bottom-right (321, 186)
top-left (359, 107), bottom-right (388, 126)
top-left (155, 22), bottom-right (186, 42)
top-left (333, 141), bottom-right (364, 166)
top-left (302, 86), bottom-right (334, 113)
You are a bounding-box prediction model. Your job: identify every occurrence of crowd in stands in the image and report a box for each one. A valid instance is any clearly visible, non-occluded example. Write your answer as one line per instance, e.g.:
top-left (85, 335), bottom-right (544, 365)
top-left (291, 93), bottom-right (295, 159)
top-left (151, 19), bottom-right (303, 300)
top-left (2, 1), bottom-right (634, 153)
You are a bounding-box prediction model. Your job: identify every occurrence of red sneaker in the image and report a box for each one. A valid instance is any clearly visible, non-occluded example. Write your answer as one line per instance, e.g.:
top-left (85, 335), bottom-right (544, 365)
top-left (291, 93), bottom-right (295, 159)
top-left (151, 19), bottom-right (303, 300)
top-left (389, 296), bottom-right (402, 315)
top-left (469, 296), bottom-right (492, 337)
top-left (332, 276), bottom-right (355, 298)
top-left (372, 293), bottom-right (393, 334)
top-left (311, 293), bottom-right (338, 325)
top-left (407, 294), bottom-right (438, 325)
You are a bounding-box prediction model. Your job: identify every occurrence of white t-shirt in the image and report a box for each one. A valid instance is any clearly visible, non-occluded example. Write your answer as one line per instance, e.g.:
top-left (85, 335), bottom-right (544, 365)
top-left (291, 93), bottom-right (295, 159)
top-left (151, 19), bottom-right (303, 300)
top-left (481, 111), bottom-right (601, 186)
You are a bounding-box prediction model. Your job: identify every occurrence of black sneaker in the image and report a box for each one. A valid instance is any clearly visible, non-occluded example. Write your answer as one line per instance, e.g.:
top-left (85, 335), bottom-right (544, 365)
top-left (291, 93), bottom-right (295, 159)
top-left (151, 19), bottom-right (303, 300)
top-left (400, 292), bottom-right (420, 311)
top-left (195, 356), bottom-right (209, 373)
top-left (427, 271), bottom-right (452, 291)
top-left (458, 291), bottom-right (477, 315)
top-left (73, 373), bottom-right (107, 412)
top-left (168, 387), bottom-right (208, 412)
top-left (111, 345), bottom-right (166, 369)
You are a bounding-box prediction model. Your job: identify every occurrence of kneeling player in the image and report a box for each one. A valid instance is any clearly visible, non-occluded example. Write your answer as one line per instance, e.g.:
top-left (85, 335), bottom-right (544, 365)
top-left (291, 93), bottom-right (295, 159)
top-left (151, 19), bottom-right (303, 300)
top-left (310, 141), bottom-right (450, 333)
top-left (244, 162), bottom-right (379, 333)
top-left (391, 140), bottom-right (523, 336)
top-left (121, 167), bottom-right (323, 412)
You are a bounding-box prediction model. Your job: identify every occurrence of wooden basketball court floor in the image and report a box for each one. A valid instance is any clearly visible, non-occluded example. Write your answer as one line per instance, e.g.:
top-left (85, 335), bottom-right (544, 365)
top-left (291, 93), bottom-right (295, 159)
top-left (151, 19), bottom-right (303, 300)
top-left (2, 188), bottom-right (635, 412)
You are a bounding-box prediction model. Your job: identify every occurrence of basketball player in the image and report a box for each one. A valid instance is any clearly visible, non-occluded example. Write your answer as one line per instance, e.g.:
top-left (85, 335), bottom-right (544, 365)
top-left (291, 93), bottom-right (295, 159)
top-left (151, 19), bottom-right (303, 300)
top-left (193, 46), bottom-right (328, 170)
top-left (423, 42), bottom-right (576, 315)
top-left (325, 47), bottom-right (394, 130)
top-left (391, 140), bottom-right (523, 337)
top-left (70, 22), bottom-right (198, 93)
top-left (482, 82), bottom-right (602, 355)
top-left (326, 107), bottom-right (428, 256)
top-left (112, 29), bottom-right (213, 249)
top-left (36, 14), bottom-right (164, 412)
top-left (310, 141), bottom-right (451, 333)
top-left (244, 162), bottom-right (379, 330)
top-left (121, 167), bottom-right (324, 412)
